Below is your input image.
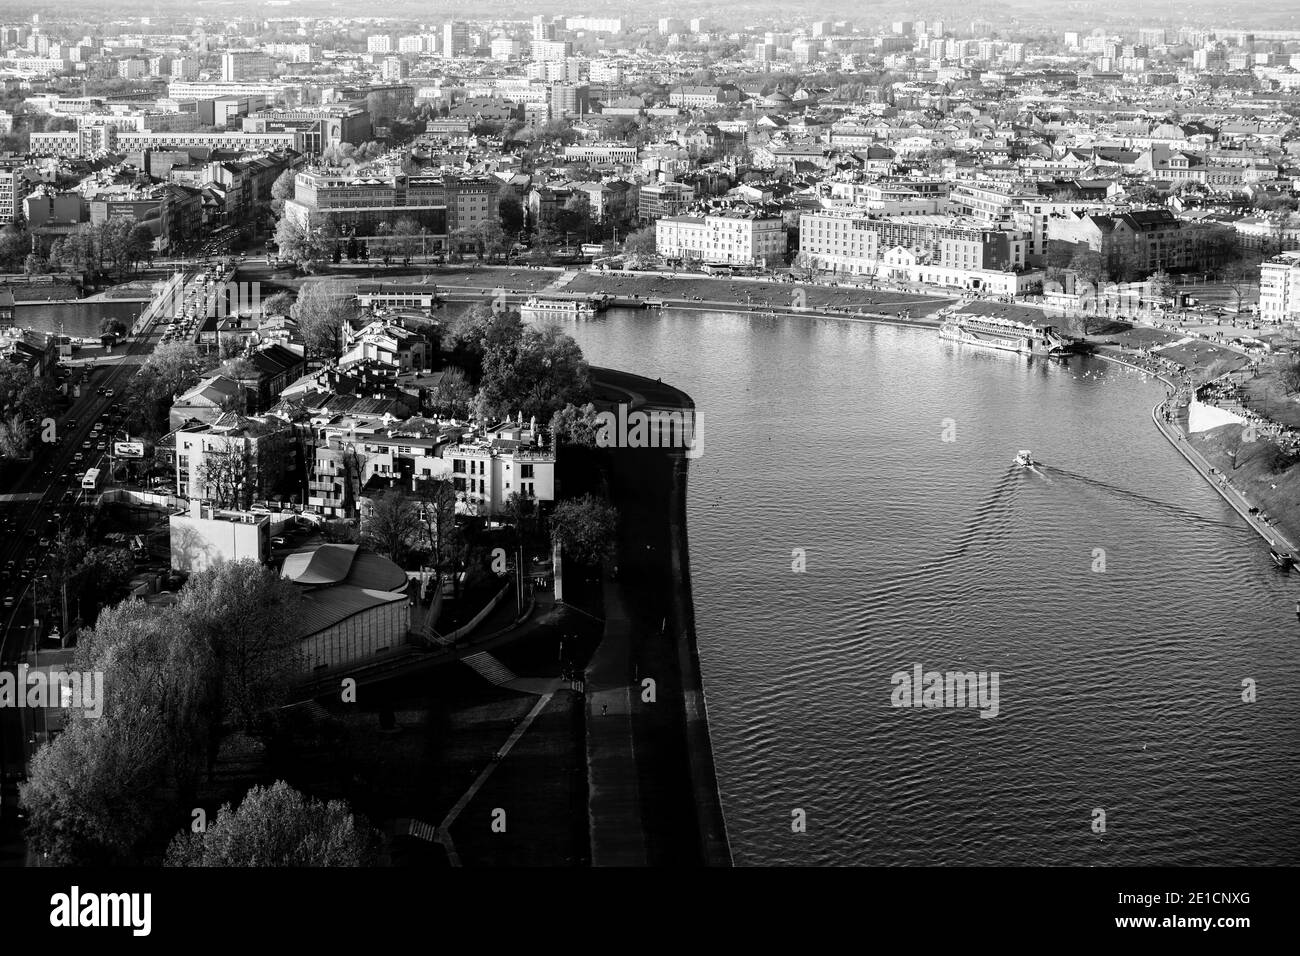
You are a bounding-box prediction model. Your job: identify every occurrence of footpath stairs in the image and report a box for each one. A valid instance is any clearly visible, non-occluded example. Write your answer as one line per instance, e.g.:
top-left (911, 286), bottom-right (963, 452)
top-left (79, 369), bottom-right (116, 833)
top-left (461, 651), bottom-right (518, 687)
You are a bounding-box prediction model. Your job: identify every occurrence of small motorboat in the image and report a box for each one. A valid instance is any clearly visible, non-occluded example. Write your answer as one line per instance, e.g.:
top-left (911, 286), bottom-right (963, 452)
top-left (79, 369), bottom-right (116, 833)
top-left (1269, 549), bottom-right (1293, 569)
top-left (1014, 449), bottom-right (1034, 468)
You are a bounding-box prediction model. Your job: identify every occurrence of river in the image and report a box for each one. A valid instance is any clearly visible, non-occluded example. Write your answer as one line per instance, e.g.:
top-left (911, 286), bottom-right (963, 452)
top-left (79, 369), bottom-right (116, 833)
top-left (10, 301), bottom-right (142, 339)
top-left (559, 306), bottom-right (1300, 866)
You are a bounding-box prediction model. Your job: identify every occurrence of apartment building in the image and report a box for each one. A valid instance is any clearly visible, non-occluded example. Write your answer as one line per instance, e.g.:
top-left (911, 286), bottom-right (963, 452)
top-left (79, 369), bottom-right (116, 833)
top-left (449, 424), bottom-right (556, 516)
top-left (798, 209), bottom-right (882, 273)
top-left (222, 51), bottom-right (275, 82)
top-left (667, 85), bottom-right (741, 108)
top-left (799, 211), bottom-right (1028, 274)
top-left (1047, 208), bottom-right (1226, 276)
top-left (638, 181), bottom-right (696, 220)
top-left (656, 208), bottom-right (787, 267)
top-left (562, 144), bottom-right (638, 165)
top-left (283, 172), bottom-right (498, 240)
top-left (0, 164), bottom-right (34, 225)
top-left (1259, 251), bottom-right (1300, 324)
top-left (115, 130), bottom-right (300, 153)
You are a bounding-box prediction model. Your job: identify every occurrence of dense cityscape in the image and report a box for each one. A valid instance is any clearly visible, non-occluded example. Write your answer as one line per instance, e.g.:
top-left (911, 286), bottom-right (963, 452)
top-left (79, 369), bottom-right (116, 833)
top-left (0, 1), bottom-right (1297, 913)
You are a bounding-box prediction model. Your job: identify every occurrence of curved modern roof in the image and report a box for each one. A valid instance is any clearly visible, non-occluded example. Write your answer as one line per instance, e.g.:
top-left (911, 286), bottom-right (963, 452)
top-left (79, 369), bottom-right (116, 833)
top-left (282, 543), bottom-right (358, 585)
top-left (281, 543), bottom-right (408, 592)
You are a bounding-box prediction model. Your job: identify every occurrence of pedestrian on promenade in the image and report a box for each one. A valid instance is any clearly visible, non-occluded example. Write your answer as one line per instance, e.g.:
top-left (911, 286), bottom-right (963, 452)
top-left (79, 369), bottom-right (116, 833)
top-left (601, 703), bottom-right (608, 717)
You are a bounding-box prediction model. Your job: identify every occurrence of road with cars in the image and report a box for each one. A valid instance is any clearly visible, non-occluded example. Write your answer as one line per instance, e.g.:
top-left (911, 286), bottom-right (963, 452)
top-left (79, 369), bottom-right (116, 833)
top-left (0, 263), bottom-right (232, 664)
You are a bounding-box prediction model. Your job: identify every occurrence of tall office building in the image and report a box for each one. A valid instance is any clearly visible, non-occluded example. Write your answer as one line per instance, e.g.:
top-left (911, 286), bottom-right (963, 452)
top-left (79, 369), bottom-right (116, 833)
top-left (222, 50), bottom-right (275, 82)
top-left (532, 16), bottom-right (556, 43)
top-left (442, 21), bottom-right (467, 58)
top-left (549, 82), bottom-right (589, 117)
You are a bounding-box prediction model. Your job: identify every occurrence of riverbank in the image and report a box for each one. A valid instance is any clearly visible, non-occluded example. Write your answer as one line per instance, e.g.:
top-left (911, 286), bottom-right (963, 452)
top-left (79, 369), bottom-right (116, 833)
top-left (1096, 346), bottom-right (1300, 559)
top-left (588, 366), bottom-right (732, 866)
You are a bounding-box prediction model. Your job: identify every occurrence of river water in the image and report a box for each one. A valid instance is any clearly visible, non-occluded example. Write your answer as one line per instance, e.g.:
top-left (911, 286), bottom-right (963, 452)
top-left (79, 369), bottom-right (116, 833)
top-left (10, 302), bottom-right (142, 339)
top-left (560, 307), bottom-right (1300, 866)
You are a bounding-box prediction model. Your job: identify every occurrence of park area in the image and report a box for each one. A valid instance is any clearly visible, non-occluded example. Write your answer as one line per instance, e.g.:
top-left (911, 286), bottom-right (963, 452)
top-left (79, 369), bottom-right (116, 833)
top-left (563, 270), bottom-right (958, 314)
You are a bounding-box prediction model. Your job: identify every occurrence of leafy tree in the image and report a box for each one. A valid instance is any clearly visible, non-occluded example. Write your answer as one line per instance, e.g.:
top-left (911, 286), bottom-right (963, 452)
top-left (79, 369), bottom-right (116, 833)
top-left (0, 412), bottom-right (29, 460)
top-left (550, 494), bottom-right (619, 566)
top-left (0, 362), bottom-right (58, 428)
top-left (475, 322), bottom-right (592, 422)
top-left (176, 560), bottom-right (302, 732)
top-left (392, 216), bottom-right (424, 258)
top-left (1149, 269), bottom-right (1176, 302)
top-left (549, 402), bottom-right (602, 447)
top-left (261, 291), bottom-right (295, 316)
top-left (443, 303), bottom-right (522, 377)
top-left (274, 216), bottom-right (331, 272)
top-left (428, 365), bottom-right (474, 417)
top-left (76, 547), bottom-right (135, 609)
top-left (290, 279), bottom-right (359, 359)
top-left (0, 227), bottom-right (30, 271)
top-left (164, 780), bottom-right (379, 866)
top-left (498, 186), bottom-right (525, 235)
top-left (23, 601), bottom-right (215, 865)
top-left (622, 227), bottom-right (657, 265)
top-left (270, 169), bottom-right (297, 215)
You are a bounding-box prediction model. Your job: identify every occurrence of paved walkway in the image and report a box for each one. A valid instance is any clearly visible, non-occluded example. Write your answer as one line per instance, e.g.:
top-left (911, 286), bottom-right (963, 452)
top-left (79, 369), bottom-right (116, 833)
top-left (1102, 352), bottom-right (1300, 555)
top-left (583, 579), bottom-right (648, 866)
top-left (435, 687), bottom-right (560, 867)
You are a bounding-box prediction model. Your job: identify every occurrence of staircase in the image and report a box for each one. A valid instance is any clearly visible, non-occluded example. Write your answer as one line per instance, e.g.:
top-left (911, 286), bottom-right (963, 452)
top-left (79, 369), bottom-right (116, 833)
top-left (461, 651), bottom-right (518, 687)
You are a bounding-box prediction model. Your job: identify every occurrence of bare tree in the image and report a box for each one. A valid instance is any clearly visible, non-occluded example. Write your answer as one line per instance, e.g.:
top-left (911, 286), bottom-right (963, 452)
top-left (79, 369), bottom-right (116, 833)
top-left (362, 489), bottom-right (421, 564)
top-left (196, 440), bottom-right (255, 510)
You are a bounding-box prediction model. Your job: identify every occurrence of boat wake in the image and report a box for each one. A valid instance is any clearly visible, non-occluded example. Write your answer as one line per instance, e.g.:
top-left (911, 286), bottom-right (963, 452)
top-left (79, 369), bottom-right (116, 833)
top-left (1037, 464), bottom-right (1244, 532)
top-left (938, 466), bottom-right (1022, 562)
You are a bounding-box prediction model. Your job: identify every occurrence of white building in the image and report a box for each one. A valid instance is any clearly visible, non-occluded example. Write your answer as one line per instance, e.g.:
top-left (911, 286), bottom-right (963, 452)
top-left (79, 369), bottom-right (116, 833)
top-left (798, 209), bottom-right (882, 273)
top-left (656, 209), bottom-right (787, 267)
top-left (169, 501), bottom-right (270, 572)
top-left (1259, 252), bottom-right (1300, 324)
top-left (0, 165), bottom-right (34, 224)
top-left (491, 38), bottom-right (523, 61)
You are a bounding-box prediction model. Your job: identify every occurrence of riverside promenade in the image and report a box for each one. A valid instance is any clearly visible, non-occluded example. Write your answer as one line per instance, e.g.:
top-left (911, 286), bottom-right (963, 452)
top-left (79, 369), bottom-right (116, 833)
top-left (1098, 351), bottom-right (1299, 555)
top-left (583, 367), bottom-right (732, 867)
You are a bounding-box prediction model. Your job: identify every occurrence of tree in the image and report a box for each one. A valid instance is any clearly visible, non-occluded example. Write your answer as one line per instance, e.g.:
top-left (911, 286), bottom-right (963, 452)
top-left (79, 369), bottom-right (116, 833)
top-left (273, 216), bottom-right (330, 272)
top-left (176, 559), bottom-right (302, 732)
top-left (76, 547), bottom-right (135, 610)
top-left (197, 439), bottom-right (255, 509)
top-left (498, 187), bottom-right (524, 235)
top-left (428, 365), bottom-right (474, 418)
top-left (99, 317), bottom-right (127, 339)
top-left (1220, 259), bottom-right (1254, 314)
top-left (392, 216), bottom-right (423, 258)
top-left (290, 279), bottom-right (359, 359)
top-left (362, 488), bottom-right (421, 564)
top-left (622, 227), bottom-right (657, 265)
top-left (164, 780), bottom-right (379, 866)
top-left (0, 227), bottom-right (31, 270)
top-left (261, 291), bottom-right (295, 316)
top-left (1280, 359), bottom-right (1300, 395)
top-left (1070, 248), bottom-right (1106, 287)
top-left (413, 476), bottom-right (459, 568)
top-left (550, 494), bottom-right (619, 566)
top-left (270, 169), bottom-right (297, 216)
top-left (0, 412), bottom-right (29, 460)
top-left (444, 303), bottom-right (523, 377)
top-left (549, 402), bottom-right (602, 447)
top-left (22, 601), bottom-right (215, 865)
top-left (0, 362), bottom-right (57, 428)
top-left (1149, 269), bottom-right (1176, 302)
top-left (475, 322), bottom-right (593, 423)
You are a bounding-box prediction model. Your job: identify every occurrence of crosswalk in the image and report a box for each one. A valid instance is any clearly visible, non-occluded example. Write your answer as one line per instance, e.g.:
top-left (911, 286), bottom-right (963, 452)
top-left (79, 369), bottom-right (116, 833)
top-left (461, 651), bottom-right (517, 686)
